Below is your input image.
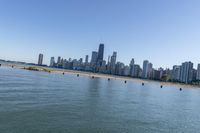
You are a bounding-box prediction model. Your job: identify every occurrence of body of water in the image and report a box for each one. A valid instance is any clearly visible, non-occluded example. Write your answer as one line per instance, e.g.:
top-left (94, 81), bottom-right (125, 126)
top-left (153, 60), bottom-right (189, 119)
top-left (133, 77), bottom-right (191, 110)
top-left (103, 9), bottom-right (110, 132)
top-left (0, 67), bottom-right (200, 133)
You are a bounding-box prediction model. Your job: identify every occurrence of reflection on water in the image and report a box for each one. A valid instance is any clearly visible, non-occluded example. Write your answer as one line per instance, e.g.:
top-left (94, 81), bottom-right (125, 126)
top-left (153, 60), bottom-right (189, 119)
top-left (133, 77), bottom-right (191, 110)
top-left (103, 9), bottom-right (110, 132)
top-left (0, 67), bottom-right (200, 133)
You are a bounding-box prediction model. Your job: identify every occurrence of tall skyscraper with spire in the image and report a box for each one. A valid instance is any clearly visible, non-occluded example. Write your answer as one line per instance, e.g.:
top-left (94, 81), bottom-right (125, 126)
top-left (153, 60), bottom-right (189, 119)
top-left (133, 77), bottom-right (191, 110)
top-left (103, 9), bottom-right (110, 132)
top-left (97, 43), bottom-right (104, 66)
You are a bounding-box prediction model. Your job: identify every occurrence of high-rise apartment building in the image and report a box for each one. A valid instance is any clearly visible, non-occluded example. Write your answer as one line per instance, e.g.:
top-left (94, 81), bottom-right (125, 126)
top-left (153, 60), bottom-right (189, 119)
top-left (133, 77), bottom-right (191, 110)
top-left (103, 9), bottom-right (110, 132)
top-left (123, 65), bottom-right (130, 76)
top-left (85, 55), bottom-right (89, 64)
top-left (148, 63), bottom-right (153, 79)
top-left (57, 56), bottom-right (61, 64)
top-left (38, 53), bottom-right (43, 65)
top-left (90, 51), bottom-right (98, 65)
top-left (110, 52), bottom-right (117, 74)
top-left (196, 64), bottom-right (200, 80)
top-left (142, 60), bottom-right (149, 78)
top-left (172, 65), bottom-right (181, 81)
top-left (179, 62), bottom-right (193, 83)
top-left (133, 64), bottom-right (141, 78)
top-left (130, 58), bottom-right (135, 77)
top-left (50, 57), bottom-right (55, 67)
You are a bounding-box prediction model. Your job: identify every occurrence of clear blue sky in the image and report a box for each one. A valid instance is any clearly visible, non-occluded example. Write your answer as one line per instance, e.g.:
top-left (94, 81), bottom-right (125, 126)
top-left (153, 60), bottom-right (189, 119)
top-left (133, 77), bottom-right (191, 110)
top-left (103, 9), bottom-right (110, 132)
top-left (0, 0), bottom-right (200, 68)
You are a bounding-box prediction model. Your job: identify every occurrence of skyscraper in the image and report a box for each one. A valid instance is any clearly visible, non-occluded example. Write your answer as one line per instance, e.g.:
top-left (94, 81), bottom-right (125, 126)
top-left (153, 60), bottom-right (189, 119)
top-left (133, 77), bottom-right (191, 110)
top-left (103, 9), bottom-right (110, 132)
top-left (97, 43), bottom-right (104, 65)
top-left (115, 62), bottom-right (124, 76)
top-left (79, 58), bottom-right (83, 64)
top-left (110, 52), bottom-right (117, 74)
top-left (84, 55), bottom-right (90, 71)
top-left (57, 56), bottom-right (61, 64)
top-left (90, 51), bottom-right (98, 64)
top-left (172, 65), bottom-right (181, 81)
top-left (130, 58), bottom-right (135, 77)
top-left (123, 65), bottom-right (130, 76)
top-left (179, 61), bottom-right (193, 83)
top-left (197, 64), bottom-right (200, 80)
top-left (99, 60), bottom-right (107, 73)
top-left (152, 69), bottom-right (161, 80)
top-left (148, 63), bottom-right (153, 79)
top-left (38, 53), bottom-right (43, 65)
top-left (85, 55), bottom-right (89, 64)
top-left (158, 67), bottom-right (164, 79)
top-left (107, 56), bottom-right (111, 64)
top-left (50, 57), bottom-right (55, 67)
top-left (142, 60), bottom-right (149, 78)
top-left (192, 69), bottom-right (197, 81)
top-left (133, 64), bottom-right (141, 78)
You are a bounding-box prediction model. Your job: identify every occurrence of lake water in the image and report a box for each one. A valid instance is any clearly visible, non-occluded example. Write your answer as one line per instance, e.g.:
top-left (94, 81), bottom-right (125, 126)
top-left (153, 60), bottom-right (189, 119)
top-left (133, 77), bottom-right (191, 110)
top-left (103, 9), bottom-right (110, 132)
top-left (0, 67), bottom-right (200, 133)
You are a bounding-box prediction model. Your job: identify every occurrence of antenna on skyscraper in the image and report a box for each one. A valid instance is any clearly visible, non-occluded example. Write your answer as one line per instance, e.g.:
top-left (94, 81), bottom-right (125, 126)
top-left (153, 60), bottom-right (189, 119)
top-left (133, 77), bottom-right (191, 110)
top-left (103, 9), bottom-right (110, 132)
top-left (99, 37), bottom-right (104, 44)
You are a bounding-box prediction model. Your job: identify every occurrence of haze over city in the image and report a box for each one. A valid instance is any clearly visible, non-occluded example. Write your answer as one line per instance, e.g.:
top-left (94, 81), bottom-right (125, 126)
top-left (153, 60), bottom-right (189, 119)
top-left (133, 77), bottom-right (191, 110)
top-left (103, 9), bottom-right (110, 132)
top-left (0, 0), bottom-right (200, 68)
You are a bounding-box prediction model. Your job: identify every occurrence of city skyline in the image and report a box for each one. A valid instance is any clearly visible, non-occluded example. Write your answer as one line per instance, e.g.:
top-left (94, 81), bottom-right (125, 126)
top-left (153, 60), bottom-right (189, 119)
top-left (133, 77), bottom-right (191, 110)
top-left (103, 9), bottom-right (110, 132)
top-left (1, 1), bottom-right (200, 132)
top-left (35, 43), bottom-right (200, 70)
top-left (1, 42), bottom-right (200, 70)
top-left (1, 0), bottom-right (200, 68)
top-left (32, 44), bottom-right (200, 84)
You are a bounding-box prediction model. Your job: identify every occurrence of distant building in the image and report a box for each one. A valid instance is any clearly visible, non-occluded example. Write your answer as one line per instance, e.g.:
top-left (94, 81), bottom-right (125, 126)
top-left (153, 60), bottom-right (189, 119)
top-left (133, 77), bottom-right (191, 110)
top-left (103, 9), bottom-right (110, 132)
top-left (64, 60), bottom-right (73, 69)
top-left (63, 59), bottom-right (68, 69)
top-left (196, 64), bottom-right (200, 80)
top-left (142, 60), bottom-right (149, 78)
top-left (172, 65), bottom-right (181, 81)
top-left (38, 54), bottom-right (43, 65)
top-left (60, 58), bottom-right (64, 68)
top-left (153, 69), bottom-right (161, 80)
top-left (56, 57), bottom-right (63, 68)
top-left (123, 65), bottom-right (130, 76)
top-left (50, 57), bottom-right (55, 67)
top-left (90, 51), bottom-right (98, 70)
top-left (133, 64), bottom-right (141, 78)
top-left (68, 58), bottom-right (72, 62)
top-left (192, 69), bottom-right (197, 81)
top-left (163, 68), bottom-right (172, 79)
top-left (72, 59), bottom-right (79, 70)
top-left (107, 56), bottom-right (111, 65)
top-left (141, 60), bottom-right (154, 79)
top-left (115, 62), bottom-right (124, 76)
top-left (84, 55), bottom-right (90, 71)
top-left (79, 58), bottom-right (83, 64)
top-left (57, 56), bottom-right (61, 65)
top-left (129, 58), bottom-right (135, 77)
top-left (110, 52), bottom-right (117, 74)
top-left (97, 43), bottom-right (104, 66)
top-left (179, 61), bottom-right (193, 83)
top-left (158, 67), bottom-right (164, 79)
top-left (148, 63), bottom-right (153, 79)
top-left (85, 55), bottom-right (89, 64)
top-left (99, 60), bottom-right (107, 73)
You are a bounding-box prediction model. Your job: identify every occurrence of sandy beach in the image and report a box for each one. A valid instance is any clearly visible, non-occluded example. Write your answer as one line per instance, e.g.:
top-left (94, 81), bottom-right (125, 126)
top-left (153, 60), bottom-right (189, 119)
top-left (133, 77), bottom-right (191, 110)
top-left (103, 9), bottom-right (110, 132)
top-left (1, 63), bottom-right (200, 89)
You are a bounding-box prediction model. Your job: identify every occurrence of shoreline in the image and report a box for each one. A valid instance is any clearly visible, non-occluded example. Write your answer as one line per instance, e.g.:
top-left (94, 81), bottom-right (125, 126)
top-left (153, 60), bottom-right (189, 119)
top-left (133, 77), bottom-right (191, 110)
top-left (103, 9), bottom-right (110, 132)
top-left (1, 63), bottom-right (200, 89)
